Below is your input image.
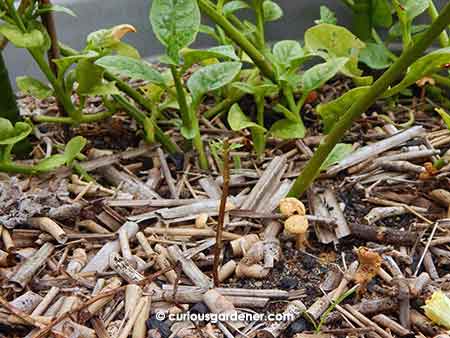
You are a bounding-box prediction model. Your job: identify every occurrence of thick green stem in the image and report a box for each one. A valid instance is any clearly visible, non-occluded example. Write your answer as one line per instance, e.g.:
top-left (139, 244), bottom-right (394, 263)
top-left (428, 0), bottom-right (449, 47)
top-left (198, 0), bottom-right (276, 82)
top-left (204, 91), bottom-right (246, 119)
top-left (252, 95), bottom-right (266, 156)
top-left (0, 53), bottom-right (20, 122)
top-left (170, 65), bottom-right (191, 129)
top-left (112, 95), bottom-right (179, 155)
top-left (253, 0), bottom-right (265, 49)
top-left (28, 49), bottom-right (80, 120)
top-left (0, 161), bottom-right (36, 174)
top-left (288, 2), bottom-right (450, 197)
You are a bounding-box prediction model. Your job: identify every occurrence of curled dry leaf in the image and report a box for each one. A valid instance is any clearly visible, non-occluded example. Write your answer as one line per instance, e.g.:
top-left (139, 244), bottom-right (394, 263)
top-left (354, 247), bottom-right (382, 293)
top-left (111, 24), bottom-right (137, 40)
top-left (279, 197), bottom-right (306, 217)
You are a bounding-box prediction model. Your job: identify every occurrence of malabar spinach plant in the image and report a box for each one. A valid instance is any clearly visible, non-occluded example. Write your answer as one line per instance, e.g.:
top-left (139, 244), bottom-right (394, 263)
top-left (289, 2), bottom-right (450, 197)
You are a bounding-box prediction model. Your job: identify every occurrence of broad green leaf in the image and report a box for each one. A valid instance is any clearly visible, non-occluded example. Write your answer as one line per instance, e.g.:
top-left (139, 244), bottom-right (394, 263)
top-left (0, 120), bottom-right (32, 145)
top-left (37, 4), bottom-right (76, 17)
top-left (223, 0), bottom-right (249, 17)
top-left (34, 154), bottom-right (68, 172)
top-left (316, 86), bottom-right (370, 133)
top-left (388, 23), bottom-right (428, 39)
top-left (150, 0), bottom-right (200, 62)
top-left (301, 57), bottom-right (348, 93)
top-left (436, 108), bottom-right (450, 130)
top-left (385, 48), bottom-right (450, 97)
top-left (182, 45), bottom-right (239, 70)
top-left (86, 82), bottom-right (120, 96)
top-left (273, 104), bottom-right (300, 123)
top-left (0, 24), bottom-right (45, 48)
top-left (359, 43), bottom-right (393, 69)
top-left (228, 103), bottom-right (265, 131)
top-left (63, 136), bottom-right (87, 164)
top-left (305, 24), bottom-right (365, 57)
top-left (314, 6), bottom-right (337, 25)
top-left (304, 24), bottom-right (365, 78)
top-left (53, 51), bottom-right (99, 76)
top-left (263, 1), bottom-right (283, 22)
top-left (114, 42), bottom-right (140, 59)
top-left (394, 0), bottom-right (428, 22)
top-left (0, 118), bottom-right (15, 141)
top-left (187, 62), bottom-right (242, 104)
top-left (372, 0), bottom-right (392, 28)
top-left (273, 40), bottom-right (304, 66)
top-left (232, 82), bottom-right (278, 97)
top-left (76, 59), bottom-right (105, 96)
top-left (95, 56), bottom-right (166, 87)
top-left (270, 119), bottom-right (305, 139)
top-left (320, 143), bottom-right (353, 170)
top-left (16, 76), bottom-right (53, 99)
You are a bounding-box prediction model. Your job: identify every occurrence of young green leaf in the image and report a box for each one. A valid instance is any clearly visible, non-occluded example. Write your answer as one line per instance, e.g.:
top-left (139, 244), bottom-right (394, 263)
top-left (76, 59), bottom-right (104, 95)
top-left (320, 143), bottom-right (353, 170)
top-left (359, 43), bottom-right (393, 70)
top-left (388, 23), bottom-right (428, 39)
top-left (0, 119), bottom-right (32, 145)
top-left (304, 24), bottom-right (365, 78)
top-left (316, 86), bottom-right (370, 133)
top-left (228, 103), bottom-right (266, 131)
top-left (16, 76), bottom-right (53, 99)
top-left (263, 0), bottom-right (283, 22)
top-left (95, 56), bottom-right (166, 87)
top-left (436, 108), bottom-right (450, 130)
top-left (0, 24), bottom-right (45, 48)
top-left (314, 6), bottom-right (337, 25)
top-left (182, 45), bottom-right (240, 70)
top-left (232, 82), bottom-right (278, 97)
top-left (270, 119), bottom-right (305, 139)
top-left (36, 4), bottom-right (76, 17)
top-left (385, 48), bottom-right (450, 97)
top-left (150, 0), bottom-right (200, 62)
top-left (113, 42), bottom-right (140, 59)
top-left (63, 136), bottom-right (87, 164)
top-left (273, 40), bottom-right (304, 66)
top-left (223, 0), bottom-right (250, 17)
top-left (301, 57), bottom-right (348, 93)
top-left (53, 51), bottom-right (99, 77)
top-left (187, 62), bottom-right (242, 104)
top-left (86, 24), bottom-right (136, 50)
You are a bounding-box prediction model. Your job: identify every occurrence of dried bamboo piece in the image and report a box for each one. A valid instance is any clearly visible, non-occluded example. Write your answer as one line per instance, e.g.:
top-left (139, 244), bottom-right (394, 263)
top-left (410, 310), bottom-right (442, 336)
top-left (322, 188), bottom-right (351, 239)
top-left (203, 289), bottom-right (245, 329)
top-left (255, 300), bottom-right (306, 338)
top-left (144, 227), bottom-right (240, 240)
top-left (157, 148), bottom-right (178, 199)
top-left (109, 253), bottom-right (144, 283)
top-left (327, 126), bottom-right (426, 175)
top-left (380, 160), bottom-right (425, 174)
top-left (262, 221), bottom-right (282, 268)
top-left (132, 295), bottom-right (151, 338)
top-left (348, 223), bottom-right (417, 245)
top-left (118, 227), bottom-right (133, 264)
top-left (372, 314), bottom-right (411, 336)
top-left (8, 242), bottom-right (55, 291)
top-left (117, 297), bottom-right (147, 338)
top-left (87, 277), bottom-right (122, 317)
top-left (66, 248), bottom-right (87, 274)
top-left (167, 245), bottom-right (212, 288)
top-left (344, 304), bottom-right (393, 338)
top-left (161, 285), bottom-right (288, 299)
top-left (410, 272), bottom-right (430, 296)
top-left (230, 234), bottom-right (260, 257)
top-left (31, 287), bottom-right (59, 316)
top-left (219, 260), bottom-right (236, 282)
top-left (82, 221), bottom-right (139, 273)
top-left (125, 285), bottom-right (142, 315)
top-left (1, 227), bottom-right (14, 251)
top-left (77, 220), bottom-right (111, 234)
top-left (199, 176), bottom-right (222, 199)
top-left (241, 156), bottom-right (287, 211)
top-left (1, 291), bottom-right (42, 315)
top-left (309, 187), bottom-right (337, 244)
top-left (29, 217), bottom-right (67, 244)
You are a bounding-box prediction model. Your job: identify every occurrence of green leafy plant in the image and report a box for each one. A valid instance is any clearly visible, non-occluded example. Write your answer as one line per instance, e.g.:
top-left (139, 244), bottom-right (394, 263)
top-left (0, 117), bottom-right (86, 174)
top-left (289, 2), bottom-right (450, 197)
